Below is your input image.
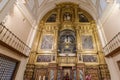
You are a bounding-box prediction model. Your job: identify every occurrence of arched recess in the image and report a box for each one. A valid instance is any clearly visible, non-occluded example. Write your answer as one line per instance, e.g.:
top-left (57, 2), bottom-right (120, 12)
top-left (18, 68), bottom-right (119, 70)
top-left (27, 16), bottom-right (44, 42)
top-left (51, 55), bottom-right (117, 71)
top-left (24, 2), bottom-right (110, 80)
top-left (36, 1), bottom-right (97, 24)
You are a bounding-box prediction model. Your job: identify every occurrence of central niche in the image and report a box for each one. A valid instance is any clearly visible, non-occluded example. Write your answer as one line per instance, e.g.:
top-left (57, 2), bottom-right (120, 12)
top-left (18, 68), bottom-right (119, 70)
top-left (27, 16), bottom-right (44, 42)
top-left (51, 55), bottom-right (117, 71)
top-left (58, 29), bottom-right (76, 54)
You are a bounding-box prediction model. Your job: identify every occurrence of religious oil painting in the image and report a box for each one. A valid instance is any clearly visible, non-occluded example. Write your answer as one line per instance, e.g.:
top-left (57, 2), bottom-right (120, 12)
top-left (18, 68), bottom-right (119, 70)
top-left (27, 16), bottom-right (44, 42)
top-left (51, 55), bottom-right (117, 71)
top-left (82, 55), bottom-right (98, 62)
top-left (81, 35), bottom-right (94, 50)
top-left (41, 35), bottom-right (54, 49)
top-left (46, 14), bottom-right (57, 22)
top-left (36, 55), bottom-right (51, 62)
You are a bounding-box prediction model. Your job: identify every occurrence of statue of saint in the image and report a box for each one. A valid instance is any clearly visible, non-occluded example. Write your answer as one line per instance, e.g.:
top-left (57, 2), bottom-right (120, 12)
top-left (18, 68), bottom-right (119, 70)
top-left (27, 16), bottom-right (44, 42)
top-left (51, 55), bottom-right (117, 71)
top-left (64, 35), bottom-right (71, 44)
top-left (64, 13), bottom-right (71, 21)
top-left (64, 72), bottom-right (70, 80)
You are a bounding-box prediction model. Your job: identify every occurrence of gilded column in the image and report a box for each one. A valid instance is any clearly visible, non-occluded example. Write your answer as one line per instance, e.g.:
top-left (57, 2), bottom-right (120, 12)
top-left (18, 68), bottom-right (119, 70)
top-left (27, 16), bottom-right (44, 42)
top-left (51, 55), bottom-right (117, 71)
top-left (75, 26), bottom-right (81, 63)
top-left (28, 21), bottom-right (44, 64)
top-left (91, 21), bottom-right (105, 64)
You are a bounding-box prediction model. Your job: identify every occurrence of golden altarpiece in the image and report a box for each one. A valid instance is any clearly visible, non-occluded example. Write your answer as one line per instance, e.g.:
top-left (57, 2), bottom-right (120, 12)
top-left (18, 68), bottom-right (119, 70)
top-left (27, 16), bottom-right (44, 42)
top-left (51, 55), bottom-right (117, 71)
top-left (24, 3), bottom-right (110, 80)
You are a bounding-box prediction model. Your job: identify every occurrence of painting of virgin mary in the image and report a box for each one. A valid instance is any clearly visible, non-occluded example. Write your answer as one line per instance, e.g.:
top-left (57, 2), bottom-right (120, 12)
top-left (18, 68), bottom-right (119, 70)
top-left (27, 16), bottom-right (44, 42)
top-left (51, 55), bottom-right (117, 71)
top-left (41, 35), bottom-right (54, 49)
top-left (81, 35), bottom-right (94, 50)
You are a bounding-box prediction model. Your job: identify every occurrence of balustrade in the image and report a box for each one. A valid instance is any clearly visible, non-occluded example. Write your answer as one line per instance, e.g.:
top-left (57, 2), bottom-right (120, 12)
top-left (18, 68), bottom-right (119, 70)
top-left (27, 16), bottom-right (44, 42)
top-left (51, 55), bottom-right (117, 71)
top-left (103, 32), bottom-right (120, 56)
top-left (0, 23), bottom-right (30, 56)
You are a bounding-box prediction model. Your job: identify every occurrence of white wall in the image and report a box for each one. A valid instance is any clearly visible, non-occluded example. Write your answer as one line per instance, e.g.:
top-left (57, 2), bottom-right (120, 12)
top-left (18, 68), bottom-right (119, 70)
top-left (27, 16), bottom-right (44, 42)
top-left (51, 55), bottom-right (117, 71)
top-left (3, 4), bottom-right (32, 43)
top-left (105, 51), bottom-right (120, 80)
top-left (99, 1), bottom-right (120, 80)
top-left (113, 51), bottom-right (120, 78)
top-left (0, 1), bottom-right (36, 80)
top-left (102, 2), bottom-right (120, 42)
top-left (0, 0), bottom-right (16, 23)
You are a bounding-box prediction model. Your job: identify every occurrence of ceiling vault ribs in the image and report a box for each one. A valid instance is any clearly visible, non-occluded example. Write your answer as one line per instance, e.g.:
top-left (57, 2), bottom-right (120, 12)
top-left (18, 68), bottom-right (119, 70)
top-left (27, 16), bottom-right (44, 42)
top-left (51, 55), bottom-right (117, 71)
top-left (24, 0), bottom-right (98, 24)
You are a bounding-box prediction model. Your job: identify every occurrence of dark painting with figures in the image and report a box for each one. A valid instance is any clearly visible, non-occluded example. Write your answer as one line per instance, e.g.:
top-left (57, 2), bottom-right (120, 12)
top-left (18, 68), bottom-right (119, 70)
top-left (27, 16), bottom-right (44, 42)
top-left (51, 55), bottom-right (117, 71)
top-left (82, 55), bottom-right (97, 62)
top-left (36, 55), bottom-right (51, 62)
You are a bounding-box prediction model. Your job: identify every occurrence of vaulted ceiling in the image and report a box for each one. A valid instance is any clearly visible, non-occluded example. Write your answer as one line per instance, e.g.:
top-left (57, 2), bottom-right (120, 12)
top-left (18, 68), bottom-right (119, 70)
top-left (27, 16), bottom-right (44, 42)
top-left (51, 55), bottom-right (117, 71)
top-left (20, 0), bottom-right (114, 25)
top-left (24, 0), bottom-right (100, 23)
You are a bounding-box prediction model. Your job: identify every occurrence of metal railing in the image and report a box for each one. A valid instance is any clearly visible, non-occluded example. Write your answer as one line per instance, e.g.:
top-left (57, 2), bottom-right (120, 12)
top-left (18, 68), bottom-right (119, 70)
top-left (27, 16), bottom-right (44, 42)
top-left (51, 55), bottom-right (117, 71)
top-left (103, 32), bottom-right (120, 55)
top-left (0, 23), bottom-right (31, 56)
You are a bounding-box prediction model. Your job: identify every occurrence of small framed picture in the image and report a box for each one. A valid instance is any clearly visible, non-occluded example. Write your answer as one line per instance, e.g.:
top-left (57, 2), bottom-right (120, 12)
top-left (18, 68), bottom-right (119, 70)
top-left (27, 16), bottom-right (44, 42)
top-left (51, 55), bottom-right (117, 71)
top-left (36, 55), bottom-right (51, 62)
top-left (82, 54), bottom-right (98, 62)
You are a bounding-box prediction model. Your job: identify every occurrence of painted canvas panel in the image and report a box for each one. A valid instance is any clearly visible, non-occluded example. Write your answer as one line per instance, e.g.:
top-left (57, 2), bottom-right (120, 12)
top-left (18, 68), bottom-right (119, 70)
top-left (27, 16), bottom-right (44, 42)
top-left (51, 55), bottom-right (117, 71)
top-left (36, 55), bottom-right (51, 62)
top-left (81, 35), bottom-right (94, 50)
top-left (41, 35), bottom-right (54, 49)
top-left (82, 55), bottom-right (97, 62)
top-left (46, 14), bottom-right (57, 22)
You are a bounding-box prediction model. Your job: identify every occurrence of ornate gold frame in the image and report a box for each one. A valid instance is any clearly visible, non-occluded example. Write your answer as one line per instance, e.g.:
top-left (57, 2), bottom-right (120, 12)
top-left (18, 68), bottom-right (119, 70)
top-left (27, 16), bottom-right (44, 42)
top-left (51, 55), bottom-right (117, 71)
top-left (35, 54), bottom-right (56, 65)
top-left (37, 34), bottom-right (55, 53)
top-left (81, 54), bottom-right (99, 64)
top-left (80, 33), bottom-right (97, 54)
